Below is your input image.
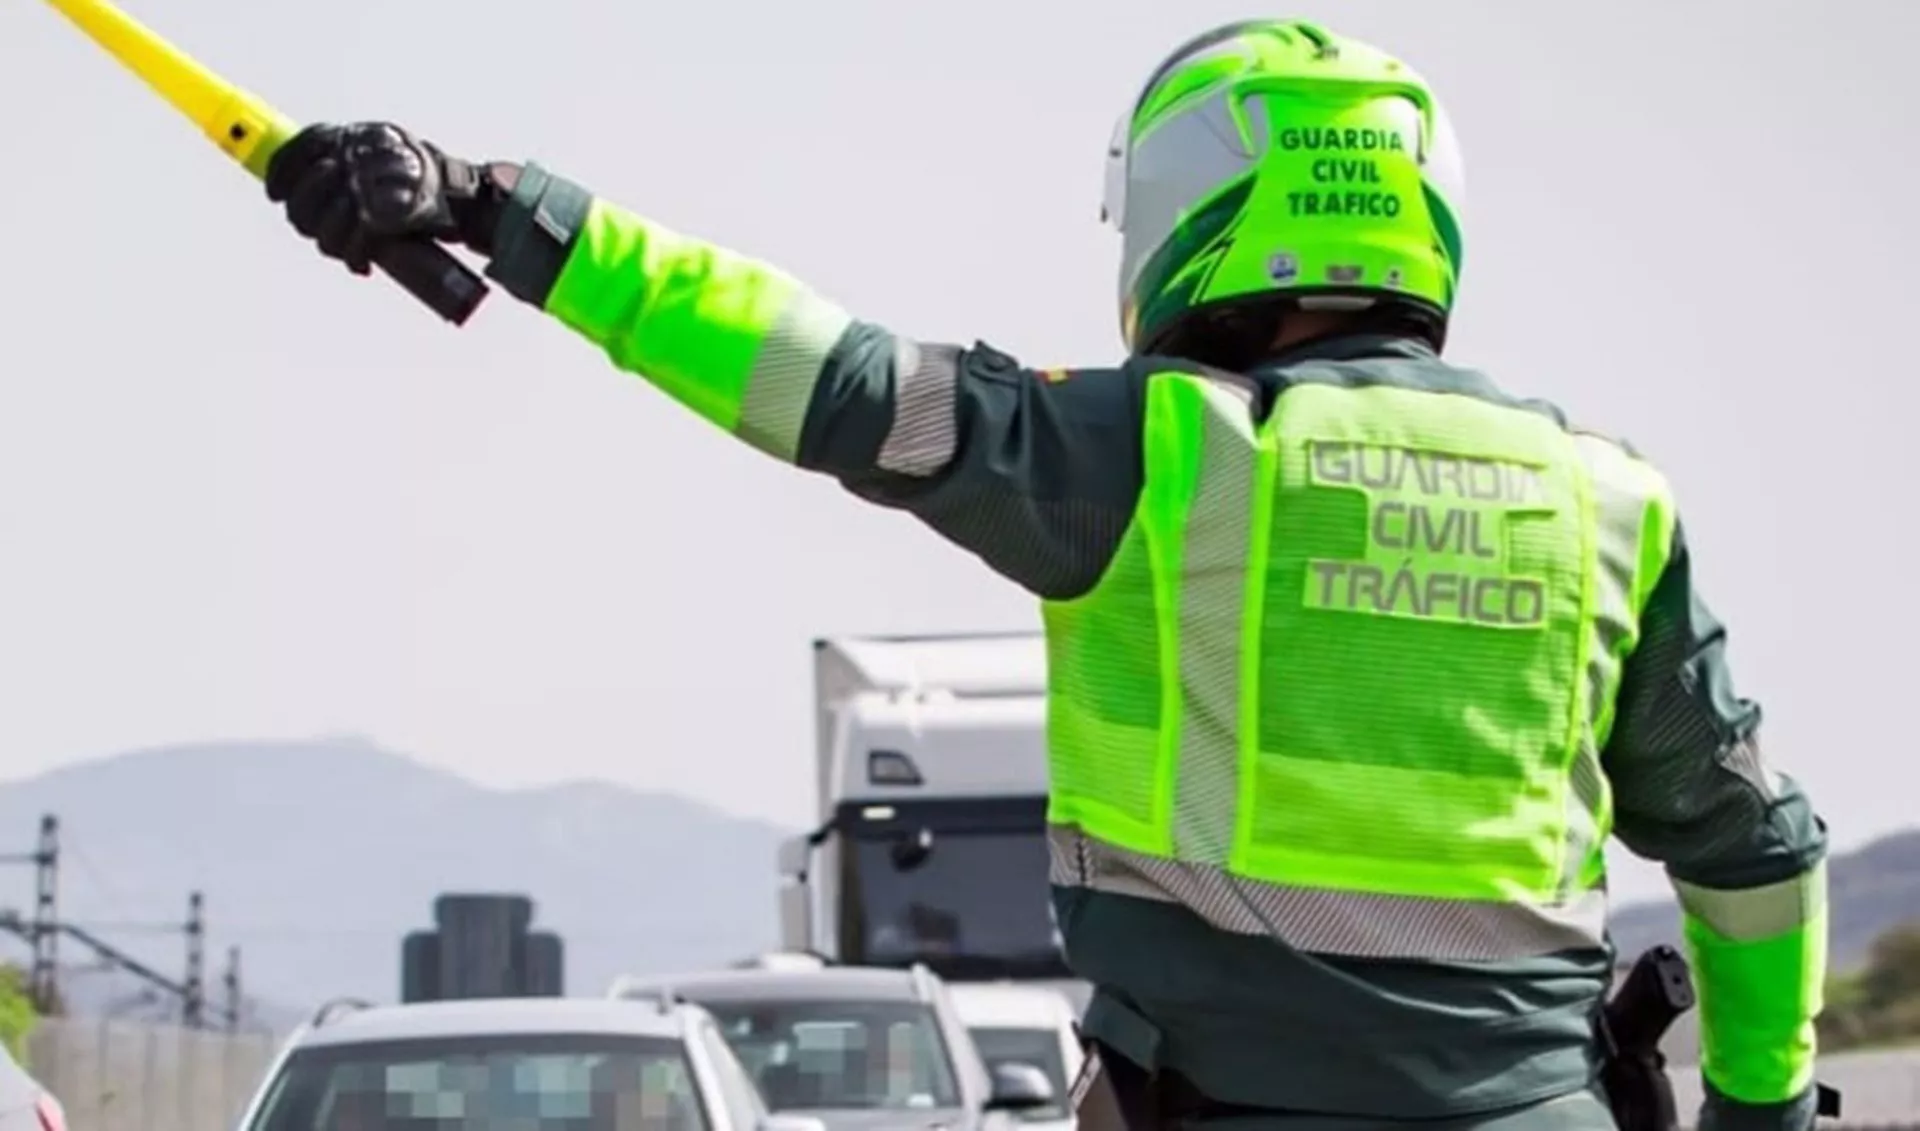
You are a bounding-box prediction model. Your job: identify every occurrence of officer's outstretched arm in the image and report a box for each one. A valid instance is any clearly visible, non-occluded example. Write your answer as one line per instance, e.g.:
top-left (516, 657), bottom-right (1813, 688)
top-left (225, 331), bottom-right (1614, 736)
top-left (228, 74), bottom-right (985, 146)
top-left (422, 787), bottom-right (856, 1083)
top-left (480, 164), bottom-right (1147, 599)
top-left (1603, 518), bottom-right (1827, 1131)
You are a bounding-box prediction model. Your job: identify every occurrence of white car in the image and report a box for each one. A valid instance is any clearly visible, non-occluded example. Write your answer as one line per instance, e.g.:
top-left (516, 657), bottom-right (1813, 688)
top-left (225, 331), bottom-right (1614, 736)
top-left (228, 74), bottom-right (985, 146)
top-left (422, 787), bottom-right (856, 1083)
top-left (0, 1042), bottom-right (63, 1131)
top-left (947, 984), bottom-right (1082, 1131)
top-left (232, 995), bottom-right (827, 1131)
top-left (609, 965), bottom-right (1054, 1131)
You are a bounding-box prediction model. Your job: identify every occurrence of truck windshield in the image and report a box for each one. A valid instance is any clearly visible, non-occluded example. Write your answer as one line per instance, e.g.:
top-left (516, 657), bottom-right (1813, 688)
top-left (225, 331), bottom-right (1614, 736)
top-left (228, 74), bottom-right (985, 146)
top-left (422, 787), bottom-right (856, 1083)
top-left (245, 1033), bottom-right (707, 1131)
top-left (837, 798), bottom-right (1068, 980)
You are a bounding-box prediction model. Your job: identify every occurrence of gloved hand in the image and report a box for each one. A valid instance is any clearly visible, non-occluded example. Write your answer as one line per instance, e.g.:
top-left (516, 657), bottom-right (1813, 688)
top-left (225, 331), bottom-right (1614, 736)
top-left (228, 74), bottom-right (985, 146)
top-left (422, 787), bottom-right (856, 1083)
top-left (264, 122), bottom-right (505, 276)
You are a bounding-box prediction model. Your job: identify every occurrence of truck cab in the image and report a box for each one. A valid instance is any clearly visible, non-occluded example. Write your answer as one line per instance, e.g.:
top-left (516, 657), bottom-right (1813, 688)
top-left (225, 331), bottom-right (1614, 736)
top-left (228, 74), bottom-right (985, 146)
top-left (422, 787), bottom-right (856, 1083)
top-left (777, 634), bottom-right (1077, 994)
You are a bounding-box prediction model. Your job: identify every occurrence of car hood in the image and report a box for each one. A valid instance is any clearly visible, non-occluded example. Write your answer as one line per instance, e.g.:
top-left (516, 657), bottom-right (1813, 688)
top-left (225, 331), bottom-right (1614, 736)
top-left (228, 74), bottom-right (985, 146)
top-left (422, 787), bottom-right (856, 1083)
top-left (786, 1107), bottom-right (975, 1131)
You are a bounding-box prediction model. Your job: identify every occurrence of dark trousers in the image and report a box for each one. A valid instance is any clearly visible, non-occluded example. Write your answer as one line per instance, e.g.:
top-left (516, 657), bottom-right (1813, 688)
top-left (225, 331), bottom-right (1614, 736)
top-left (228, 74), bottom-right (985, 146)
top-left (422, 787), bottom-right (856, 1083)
top-left (1074, 1042), bottom-right (1618, 1130)
top-left (1165, 1090), bottom-right (1618, 1130)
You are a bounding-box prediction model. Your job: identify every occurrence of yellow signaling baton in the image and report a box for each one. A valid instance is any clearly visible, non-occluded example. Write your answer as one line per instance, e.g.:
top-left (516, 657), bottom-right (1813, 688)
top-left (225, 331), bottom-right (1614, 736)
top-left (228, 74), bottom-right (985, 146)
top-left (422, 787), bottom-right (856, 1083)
top-left (40, 0), bottom-right (488, 325)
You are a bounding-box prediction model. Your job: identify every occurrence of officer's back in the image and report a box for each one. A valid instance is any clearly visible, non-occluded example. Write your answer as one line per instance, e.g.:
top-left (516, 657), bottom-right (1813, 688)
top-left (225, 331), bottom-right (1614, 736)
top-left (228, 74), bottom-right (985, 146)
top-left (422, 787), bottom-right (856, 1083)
top-left (1031, 299), bottom-right (1824, 1131)
top-left (1047, 320), bottom-right (1656, 1129)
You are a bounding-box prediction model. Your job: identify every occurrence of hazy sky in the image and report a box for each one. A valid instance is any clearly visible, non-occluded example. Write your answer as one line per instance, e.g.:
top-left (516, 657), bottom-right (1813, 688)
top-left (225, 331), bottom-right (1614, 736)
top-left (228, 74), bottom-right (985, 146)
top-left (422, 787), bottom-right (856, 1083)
top-left (0, 0), bottom-right (1911, 905)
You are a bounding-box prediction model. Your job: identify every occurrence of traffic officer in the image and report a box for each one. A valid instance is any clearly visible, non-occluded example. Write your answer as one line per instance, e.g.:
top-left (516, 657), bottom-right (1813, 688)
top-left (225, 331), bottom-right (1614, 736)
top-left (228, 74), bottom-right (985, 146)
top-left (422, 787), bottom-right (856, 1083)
top-left (265, 19), bottom-right (1828, 1131)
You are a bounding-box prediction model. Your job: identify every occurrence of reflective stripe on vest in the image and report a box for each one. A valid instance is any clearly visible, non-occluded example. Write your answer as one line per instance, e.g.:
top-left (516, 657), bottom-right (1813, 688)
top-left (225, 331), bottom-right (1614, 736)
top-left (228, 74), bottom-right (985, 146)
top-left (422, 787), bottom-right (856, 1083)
top-left (1042, 371), bottom-right (1676, 961)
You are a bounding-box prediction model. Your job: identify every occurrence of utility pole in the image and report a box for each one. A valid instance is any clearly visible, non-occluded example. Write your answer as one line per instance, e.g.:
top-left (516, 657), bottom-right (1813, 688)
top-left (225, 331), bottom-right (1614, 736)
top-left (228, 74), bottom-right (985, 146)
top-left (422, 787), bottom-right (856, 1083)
top-left (182, 891), bottom-right (204, 1028)
top-left (29, 815), bottom-right (58, 1013)
top-left (3, 816), bottom-right (234, 1029)
top-left (221, 946), bottom-right (241, 1031)
top-left (0, 814), bottom-right (59, 1013)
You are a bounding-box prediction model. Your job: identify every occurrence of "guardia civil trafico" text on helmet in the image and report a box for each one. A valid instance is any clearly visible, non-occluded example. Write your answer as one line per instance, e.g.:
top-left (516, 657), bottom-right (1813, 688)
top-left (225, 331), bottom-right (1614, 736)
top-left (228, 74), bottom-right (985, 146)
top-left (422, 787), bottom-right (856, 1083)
top-left (1102, 19), bottom-right (1467, 354)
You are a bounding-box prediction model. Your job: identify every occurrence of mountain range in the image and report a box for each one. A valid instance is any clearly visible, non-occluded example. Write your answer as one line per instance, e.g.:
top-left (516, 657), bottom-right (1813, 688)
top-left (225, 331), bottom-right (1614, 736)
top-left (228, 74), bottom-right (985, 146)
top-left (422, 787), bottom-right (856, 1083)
top-left (0, 739), bottom-right (1909, 1031)
top-left (0, 739), bottom-right (791, 1028)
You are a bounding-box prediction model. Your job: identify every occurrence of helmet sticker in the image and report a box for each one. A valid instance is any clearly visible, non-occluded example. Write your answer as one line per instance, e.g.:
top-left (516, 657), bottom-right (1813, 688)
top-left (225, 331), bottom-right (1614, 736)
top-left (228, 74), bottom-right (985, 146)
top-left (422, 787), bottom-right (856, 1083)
top-left (1280, 124), bottom-right (1412, 220)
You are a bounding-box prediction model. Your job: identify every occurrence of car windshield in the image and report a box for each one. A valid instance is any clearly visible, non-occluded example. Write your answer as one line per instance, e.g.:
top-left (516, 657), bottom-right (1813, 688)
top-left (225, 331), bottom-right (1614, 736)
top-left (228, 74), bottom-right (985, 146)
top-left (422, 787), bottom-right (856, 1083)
top-left (245, 1032), bottom-right (708, 1131)
top-left (968, 1026), bottom-right (1069, 1121)
top-left (701, 998), bottom-right (961, 1112)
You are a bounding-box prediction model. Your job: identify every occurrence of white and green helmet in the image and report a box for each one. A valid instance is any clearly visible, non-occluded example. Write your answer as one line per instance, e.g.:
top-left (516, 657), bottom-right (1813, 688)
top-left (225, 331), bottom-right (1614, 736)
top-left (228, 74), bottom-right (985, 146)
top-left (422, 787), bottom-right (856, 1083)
top-left (1102, 19), bottom-right (1467, 352)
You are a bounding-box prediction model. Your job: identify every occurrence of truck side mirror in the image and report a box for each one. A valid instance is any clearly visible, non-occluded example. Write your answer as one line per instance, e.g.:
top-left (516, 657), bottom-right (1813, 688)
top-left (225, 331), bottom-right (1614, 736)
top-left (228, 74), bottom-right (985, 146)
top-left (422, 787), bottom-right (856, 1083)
top-left (777, 836), bottom-right (810, 877)
top-left (776, 836), bottom-right (816, 956)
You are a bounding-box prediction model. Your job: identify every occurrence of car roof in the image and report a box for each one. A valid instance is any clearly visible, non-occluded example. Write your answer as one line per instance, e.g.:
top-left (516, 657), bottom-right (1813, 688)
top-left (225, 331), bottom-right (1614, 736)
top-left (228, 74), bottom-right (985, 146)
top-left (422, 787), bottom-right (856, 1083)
top-left (295, 997), bottom-right (694, 1048)
top-left (947, 983), bottom-right (1076, 1029)
top-left (615, 965), bottom-right (931, 1005)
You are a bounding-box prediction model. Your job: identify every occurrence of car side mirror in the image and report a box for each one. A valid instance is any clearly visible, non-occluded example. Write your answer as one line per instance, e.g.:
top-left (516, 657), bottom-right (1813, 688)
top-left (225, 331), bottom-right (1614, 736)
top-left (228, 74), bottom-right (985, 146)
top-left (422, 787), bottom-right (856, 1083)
top-left (890, 827), bottom-right (934, 870)
top-left (984, 1061), bottom-right (1056, 1112)
top-left (760, 1115), bottom-right (830, 1131)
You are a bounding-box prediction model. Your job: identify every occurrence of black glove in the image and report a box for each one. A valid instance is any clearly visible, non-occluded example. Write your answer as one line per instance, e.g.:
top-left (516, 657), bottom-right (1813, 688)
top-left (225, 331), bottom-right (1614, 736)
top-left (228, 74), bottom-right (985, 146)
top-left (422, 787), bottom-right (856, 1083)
top-left (265, 122), bottom-right (506, 276)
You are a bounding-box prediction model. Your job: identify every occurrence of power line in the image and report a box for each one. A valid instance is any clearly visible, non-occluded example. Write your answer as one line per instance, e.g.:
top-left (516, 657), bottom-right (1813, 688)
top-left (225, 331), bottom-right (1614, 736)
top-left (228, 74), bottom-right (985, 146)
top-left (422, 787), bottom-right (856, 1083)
top-left (0, 813), bottom-right (245, 1031)
top-left (44, 921), bottom-right (185, 936)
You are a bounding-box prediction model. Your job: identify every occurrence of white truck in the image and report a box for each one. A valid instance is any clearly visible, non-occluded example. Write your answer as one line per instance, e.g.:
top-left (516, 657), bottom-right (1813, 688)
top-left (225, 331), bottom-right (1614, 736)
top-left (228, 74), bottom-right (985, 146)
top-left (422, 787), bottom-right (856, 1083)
top-left (776, 633), bottom-right (1085, 1005)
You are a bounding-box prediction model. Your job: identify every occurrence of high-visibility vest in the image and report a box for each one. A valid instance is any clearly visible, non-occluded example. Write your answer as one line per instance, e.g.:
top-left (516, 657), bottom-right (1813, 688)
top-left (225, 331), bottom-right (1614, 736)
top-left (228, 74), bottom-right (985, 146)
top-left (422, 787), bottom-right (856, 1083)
top-left (1042, 369), bottom-right (1675, 961)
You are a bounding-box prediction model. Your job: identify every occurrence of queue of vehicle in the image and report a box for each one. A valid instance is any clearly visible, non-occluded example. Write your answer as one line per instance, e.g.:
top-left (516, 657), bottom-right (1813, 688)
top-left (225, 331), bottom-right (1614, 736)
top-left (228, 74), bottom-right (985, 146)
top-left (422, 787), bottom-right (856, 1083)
top-left (225, 953), bottom-right (1073, 1131)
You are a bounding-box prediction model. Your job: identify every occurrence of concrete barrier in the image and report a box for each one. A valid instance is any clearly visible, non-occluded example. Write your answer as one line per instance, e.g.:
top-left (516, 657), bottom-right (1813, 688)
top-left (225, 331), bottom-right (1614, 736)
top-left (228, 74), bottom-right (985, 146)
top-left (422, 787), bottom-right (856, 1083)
top-left (23, 1018), bottom-right (280, 1131)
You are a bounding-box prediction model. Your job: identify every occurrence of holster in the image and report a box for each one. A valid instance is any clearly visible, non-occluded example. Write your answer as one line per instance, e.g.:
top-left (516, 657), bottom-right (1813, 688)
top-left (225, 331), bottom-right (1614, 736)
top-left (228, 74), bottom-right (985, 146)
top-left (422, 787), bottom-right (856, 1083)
top-left (1598, 945), bottom-right (1693, 1131)
top-left (1599, 1047), bottom-right (1678, 1131)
